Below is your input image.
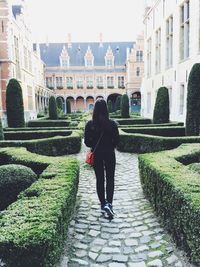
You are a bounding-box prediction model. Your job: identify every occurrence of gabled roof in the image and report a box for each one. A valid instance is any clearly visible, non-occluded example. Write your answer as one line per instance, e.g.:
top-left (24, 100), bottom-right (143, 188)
top-left (38, 42), bottom-right (135, 67)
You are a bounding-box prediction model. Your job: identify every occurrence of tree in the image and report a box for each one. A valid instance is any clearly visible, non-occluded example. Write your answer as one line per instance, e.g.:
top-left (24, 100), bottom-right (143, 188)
top-left (186, 63), bottom-right (200, 136)
top-left (121, 94), bottom-right (130, 118)
top-left (115, 95), bottom-right (121, 111)
top-left (67, 100), bottom-right (71, 114)
top-left (56, 97), bottom-right (63, 111)
top-left (107, 100), bottom-right (113, 113)
top-left (6, 79), bottom-right (25, 128)
top-left (0, 118), bottom-right (4, 140)
top-left (49, 96), bottom-right (58, 119)
top-left (153, 87), bottom-right (169, 124)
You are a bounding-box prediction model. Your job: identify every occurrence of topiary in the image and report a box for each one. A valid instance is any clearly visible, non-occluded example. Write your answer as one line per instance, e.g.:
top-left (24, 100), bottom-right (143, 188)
top-left (0, 118), bottom-right (4, 140)
top-left (121, 94), bottom-right (130, 118)
top-left (49, 96), bottom-right (58, 120)
top-left (0, 164), bottom-right (37, 210)
top-left (115, 95), bottom-right (122, 111)
top-left (6, 78), bottom-right (25, 128)
top-left (67, 100), bottom-right (71, 114)
top-left (56, 97), bottom-right (63, 111)
top-left (153, 87), bottom-right (169, 124)
top-left (107, 100), bottom-right (113, 113)
top-left (186, 63), bottom-right (200, 136)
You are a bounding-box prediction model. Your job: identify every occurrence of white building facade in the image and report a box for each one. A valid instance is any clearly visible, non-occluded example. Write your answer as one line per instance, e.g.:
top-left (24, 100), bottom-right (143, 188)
top-left (142, 0), bottom-right (200, 122)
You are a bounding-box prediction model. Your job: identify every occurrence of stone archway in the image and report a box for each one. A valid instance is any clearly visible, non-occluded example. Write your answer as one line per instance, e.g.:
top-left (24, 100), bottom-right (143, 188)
top-left (76, 96), bottom-right (84, 112)
top-left (56, 96), bottom-right (65, 112)
top-left (131, 92), bottom-right (141, 112)
top-left (66, 96), bottom-right (75, 112)
top-left (86, 96), bottom-right (94, 111)
top-left (107, 93), bottom-right (122, 112)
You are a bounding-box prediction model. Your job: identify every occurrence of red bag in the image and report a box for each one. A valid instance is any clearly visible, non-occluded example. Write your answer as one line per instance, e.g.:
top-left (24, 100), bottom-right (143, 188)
top-left (85, 150), bottom-right (94, 166)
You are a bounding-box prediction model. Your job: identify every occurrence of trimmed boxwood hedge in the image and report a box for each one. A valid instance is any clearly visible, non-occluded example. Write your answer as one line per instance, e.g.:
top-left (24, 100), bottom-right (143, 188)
top-left (0, 130), bottom-right (82, 156)
top-left (0, 147), bottom-right (79, 267)
top-left (115, 118), bottom-right (152, 125)
top-left (118, 129), bottom-right (200, 153)
top-left (0, 164), bottom-right (37, 210)
top-left (138, 144), bottom-right (200, 265)
top-left (121, 126), bottom-right (185, 137)
top-left (27, 120), bottom-right (71, 127)
top-left (4, 130), bottom-right (72, 140)
top-left (4, 127), bottom-right (78, 132)
top-left (118, 122), bottom-right (184, 128)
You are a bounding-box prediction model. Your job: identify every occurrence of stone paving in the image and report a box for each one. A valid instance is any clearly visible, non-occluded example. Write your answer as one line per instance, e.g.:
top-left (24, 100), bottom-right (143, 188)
top-left (59, 149), bottom-right (195, 267)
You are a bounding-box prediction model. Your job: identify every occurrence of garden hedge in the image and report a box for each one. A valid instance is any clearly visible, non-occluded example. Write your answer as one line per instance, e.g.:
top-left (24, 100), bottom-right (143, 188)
top-left (0, 164), bottom-right (37, 210)
top-left (115, 118), bottom-right (152, 125)
top-left (0, 130), bottom-right (82, 156)
top-left (0, 147), bottom-right (79, 267)
top-left (153, 87), bottom-right (169, 124)
top-left (49, 96), bottom-right (58, 120)
top-left (4, 129), bottom-right (72, 140)
top-left (118, 122), bottom-right (183, 128)
top-left (27, 120), bottom-right (71, 127)
top-left (121, 94), bottom-right (130, 118)
top-left (4, 127), bottom-right (78, 132)
top-left (138, 144), bottom-right (200, 265)
top-left (121, 126), bottom-right (185, 137)
top-left (118, 129), bottom-right (200, 153)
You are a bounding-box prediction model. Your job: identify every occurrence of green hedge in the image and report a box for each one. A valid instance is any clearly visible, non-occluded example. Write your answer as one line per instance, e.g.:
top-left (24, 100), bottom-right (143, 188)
top-left (0, 164), bottom-right (37, 210)
top-left (138, 144), bottom-right (200, 265)
top-left (121, 126), bottom-right (185, 137)
top-left (0, 131), bottom-right (82, 156)
top-left (118, 122), bottom-right (184, 128)
top-left (4, 127), bottom-right (78, 132)
top-left (27, 120), bottom-right (71, 127)
top-left (118, 129), bottom-right (200, 153)
top-left (0, 147), bottom-right (79, 267)
top-left (4, 130), bottom-right (72, 140)
top-left (116, 118), bottom-right (152, 125)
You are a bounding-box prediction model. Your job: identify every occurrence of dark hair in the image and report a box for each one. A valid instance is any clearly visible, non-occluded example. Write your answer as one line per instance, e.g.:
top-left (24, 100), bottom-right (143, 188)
top-left (92, 98), bottom-right (110, 131)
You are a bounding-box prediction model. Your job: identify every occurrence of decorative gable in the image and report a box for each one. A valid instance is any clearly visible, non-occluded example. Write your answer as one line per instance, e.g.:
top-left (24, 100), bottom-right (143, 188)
top-left (105, 46), bottom-right (114, 67)
top-left (59, 45), bottom-right (70, 66)
top-left (84, 46), bottom-right (94, 67)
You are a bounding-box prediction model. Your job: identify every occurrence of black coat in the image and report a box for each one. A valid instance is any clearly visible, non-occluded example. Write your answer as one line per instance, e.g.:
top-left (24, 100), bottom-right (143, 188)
top-left (84, 119), bottom-right (119, 152)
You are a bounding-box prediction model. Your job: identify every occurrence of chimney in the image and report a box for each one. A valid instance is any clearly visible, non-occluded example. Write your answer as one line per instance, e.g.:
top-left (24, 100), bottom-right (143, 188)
top-left (67, 33), bottom-right (72, 48)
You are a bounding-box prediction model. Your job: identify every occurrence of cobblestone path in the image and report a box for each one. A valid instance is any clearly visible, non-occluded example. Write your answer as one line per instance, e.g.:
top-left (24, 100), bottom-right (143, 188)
top-left (59, 149), bottom-right (194, 267)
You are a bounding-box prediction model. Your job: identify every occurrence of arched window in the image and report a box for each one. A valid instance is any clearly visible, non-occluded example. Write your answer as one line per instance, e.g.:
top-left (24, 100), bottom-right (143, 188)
top-left (136, 67), bottom-right (140, 76)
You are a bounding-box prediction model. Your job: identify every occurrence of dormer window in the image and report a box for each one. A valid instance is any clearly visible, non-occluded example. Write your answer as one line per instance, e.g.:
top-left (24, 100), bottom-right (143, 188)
top-left (105, 45), bottom-right (114, 67)
top-left (59, 45), bottom-right (70, 66)
top-left (84, 46), bottom-right (94, 67)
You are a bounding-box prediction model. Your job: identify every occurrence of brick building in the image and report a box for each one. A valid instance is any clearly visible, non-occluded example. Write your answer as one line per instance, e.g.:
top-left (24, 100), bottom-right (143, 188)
top-left (39, 34), bottom-right (144, 112)
top-left (0, 0), bottom-right (51, 126)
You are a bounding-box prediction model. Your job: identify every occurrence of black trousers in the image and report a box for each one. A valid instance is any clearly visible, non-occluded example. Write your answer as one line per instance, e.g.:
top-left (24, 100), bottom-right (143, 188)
top-left (93, 150), bottom-right (116, 205)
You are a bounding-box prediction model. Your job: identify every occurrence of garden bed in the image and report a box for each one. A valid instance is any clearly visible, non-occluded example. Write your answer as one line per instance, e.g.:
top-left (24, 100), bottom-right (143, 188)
top-left (138, 143), bottom-right (200, 265)
top-left (0, 130), bottom-right (82, 156)
top-left (118, 128), bottom-right (200, 153)
top-left (0, 147), bottom-right (79, 267)
top-left (118, 122), bottom-right (183, 128)
top-left (27, 120), bottom-right (71, 127)
top-left (115, 118), bottom-right (152, 125)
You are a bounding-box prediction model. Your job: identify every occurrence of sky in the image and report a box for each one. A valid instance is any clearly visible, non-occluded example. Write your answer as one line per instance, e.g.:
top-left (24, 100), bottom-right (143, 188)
top-left (23, 0), bottom-right (146, 43)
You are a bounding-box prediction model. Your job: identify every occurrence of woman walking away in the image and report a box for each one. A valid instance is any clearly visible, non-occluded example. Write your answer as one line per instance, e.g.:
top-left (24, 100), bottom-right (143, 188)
top-left (84, 98), bottom-right (119, 217)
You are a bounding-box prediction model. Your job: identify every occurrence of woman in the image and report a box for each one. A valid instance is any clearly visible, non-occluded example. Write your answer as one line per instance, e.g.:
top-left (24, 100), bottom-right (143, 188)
top-left (84, 98), bottom-right (119, 217)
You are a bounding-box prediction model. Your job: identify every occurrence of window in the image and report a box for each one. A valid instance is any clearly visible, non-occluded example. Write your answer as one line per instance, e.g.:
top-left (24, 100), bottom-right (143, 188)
top-left (14, 36), bottom-right (21, 79)
top-left (66, 77), bottom-right (73, 89)
top-left (179, 84), bottom-right (185, 115)
top-left (86, 76), bottom-right (93, 88)
top-left (118, 76), bottom-right (125, 88)
top-left (147, 38), bottom-right (152, 77)
top-left (168, 87), bottom-right (172, 112)
top-left (46, 77), bottom-right (53, 88)
top-left (155, 28), bottom-right (161, 73)
top-left (180, 1), bottom-right (190, 60)
top-left (61, 58), bottom-right (69, 66)
top-left (56, 77), bottom-right (63, 88)
top-left (136, 67), bottom-right (140, 77)
top-left (27, 86), bottom-right (33, 110)
top-left (96, 76), bottom-right (104, 88)
top-left (107, 76), bottom-right (114, 88)
top-left (106, 59), bottom-right (113, 67)
top-left (136, 51), bottom-right (143, 62)
top-left (86, 59), bottom-right (93, 67)
top-left (166, 16), bottom-right (173, 68)
top-left (147, 92), bottom-right (151, 114)
top-left (76, 77), bottom-right (83, 88)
